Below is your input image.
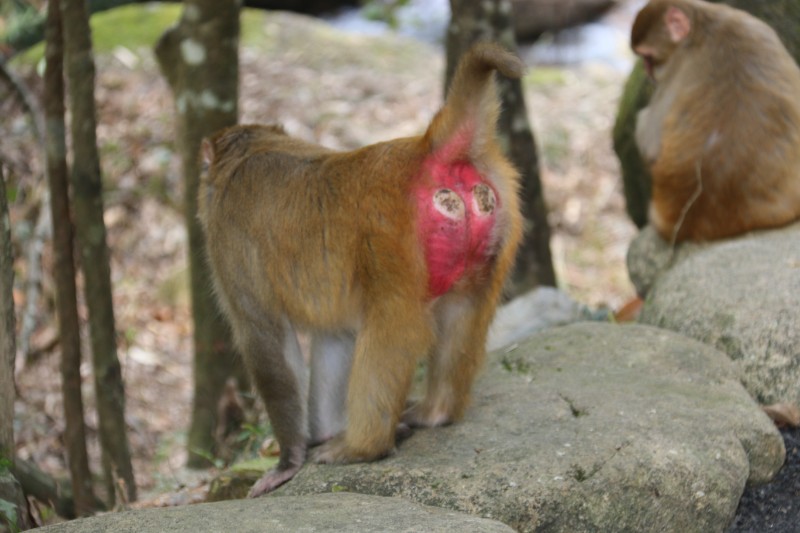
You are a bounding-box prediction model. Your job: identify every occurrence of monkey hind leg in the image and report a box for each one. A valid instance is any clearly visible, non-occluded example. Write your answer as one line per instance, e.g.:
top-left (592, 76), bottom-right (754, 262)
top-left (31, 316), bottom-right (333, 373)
top-left (404, 293), bottom-right (491, 428)
top-left (312, 301), bottom-right (433, 464)
top-left (234, 317), bottom-right (310, 496)
top-left (308, 331), bottom-right (354, 446)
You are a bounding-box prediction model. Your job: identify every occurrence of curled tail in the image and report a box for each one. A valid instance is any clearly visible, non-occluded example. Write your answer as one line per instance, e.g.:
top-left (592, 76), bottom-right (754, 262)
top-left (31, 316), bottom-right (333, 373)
top-left (424, 42), bottom-right (524, 162)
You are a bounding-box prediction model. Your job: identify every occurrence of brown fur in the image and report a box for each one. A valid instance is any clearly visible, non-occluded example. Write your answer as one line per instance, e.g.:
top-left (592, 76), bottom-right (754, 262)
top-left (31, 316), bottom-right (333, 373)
top-left (198, 42), bottom-right (523, 496)
top-left (632, 0), bottom-right (800, 242)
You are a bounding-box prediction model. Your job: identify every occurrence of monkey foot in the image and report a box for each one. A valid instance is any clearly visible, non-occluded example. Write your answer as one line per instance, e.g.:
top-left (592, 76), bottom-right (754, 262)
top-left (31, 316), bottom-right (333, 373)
top-left (248, 465), bottom-right (302, 497)
top-left (310, 435), bottom-right (391, 465)
top-left (395, 422), bottom-right (413, 442)
top-left (402, 402), bottom-right (453, 428)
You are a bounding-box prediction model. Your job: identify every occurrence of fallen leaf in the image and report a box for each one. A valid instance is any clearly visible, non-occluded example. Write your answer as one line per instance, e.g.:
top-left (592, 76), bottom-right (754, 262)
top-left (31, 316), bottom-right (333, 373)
top-left (614, 297), bottom-right (643, 323)
top-left (762, 403), bottom-right (800, 428)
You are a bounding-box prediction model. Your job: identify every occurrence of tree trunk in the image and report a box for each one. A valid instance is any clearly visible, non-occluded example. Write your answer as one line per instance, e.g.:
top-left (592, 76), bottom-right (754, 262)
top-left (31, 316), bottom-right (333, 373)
top-left (0, 161), bottom-right (14, 494)
top-left (154, 0), bottom-right (243, 468)
top-left (0, 164), bottom-right (31, 532)
top-left (447, 0), bottom-right (557, 296)
top-left (44, 0), bottom-right (98, 516)
top-left (61, 0), bottom-right (136, 506)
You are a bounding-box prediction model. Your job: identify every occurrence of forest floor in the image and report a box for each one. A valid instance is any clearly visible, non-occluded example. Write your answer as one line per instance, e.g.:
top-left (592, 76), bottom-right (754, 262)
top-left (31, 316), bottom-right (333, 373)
top-left (2, 4), bottom-right (795, 530)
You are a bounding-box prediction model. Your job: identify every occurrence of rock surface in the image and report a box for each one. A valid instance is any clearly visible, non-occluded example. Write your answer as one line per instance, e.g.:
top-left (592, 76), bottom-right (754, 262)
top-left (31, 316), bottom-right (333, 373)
top-left (266, 322), bottom-right (784, 533)
top-left (625, 225), bottom-right (705, 297)
top-left (37, 493), bottom-right (513, 532)
top-left (42, 322), bottom-right (785, 533)
top-left (631, 222), bottom-right (800, 405)
top-left (487, 286), bottom-right (586, 351)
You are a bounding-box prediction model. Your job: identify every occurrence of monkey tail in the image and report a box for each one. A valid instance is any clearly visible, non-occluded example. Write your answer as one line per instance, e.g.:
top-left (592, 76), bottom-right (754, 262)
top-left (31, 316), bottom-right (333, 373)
top-left (424, 42), bottom-right (524, 162)
top-left (451, 42), bottom-right (525, 91)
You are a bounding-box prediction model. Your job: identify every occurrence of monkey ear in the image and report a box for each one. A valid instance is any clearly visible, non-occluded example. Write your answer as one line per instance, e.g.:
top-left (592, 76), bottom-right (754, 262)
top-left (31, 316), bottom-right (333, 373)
top-left (201, 138), bottom-right (215, 168)
top-left (664, 6), bottom-right (691, 43)
top-left (423, 43), bottom-right (523, 163)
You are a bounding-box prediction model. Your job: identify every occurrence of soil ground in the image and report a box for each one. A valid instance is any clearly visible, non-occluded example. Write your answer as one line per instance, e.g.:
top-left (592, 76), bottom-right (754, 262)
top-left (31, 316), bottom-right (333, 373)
top-left (729, 427), bottom-right (800, 533)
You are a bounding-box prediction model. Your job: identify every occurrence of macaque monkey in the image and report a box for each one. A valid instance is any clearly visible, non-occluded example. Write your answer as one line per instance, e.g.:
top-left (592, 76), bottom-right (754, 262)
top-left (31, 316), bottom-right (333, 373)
top-left (631, 0), bottom-right (800, 242)
top-left (198, 42), bottom-right (523, 497)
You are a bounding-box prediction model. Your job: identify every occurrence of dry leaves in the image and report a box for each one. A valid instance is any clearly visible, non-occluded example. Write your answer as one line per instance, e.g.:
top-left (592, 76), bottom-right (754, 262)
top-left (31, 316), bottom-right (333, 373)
top-left (762, 403), bottom-right (800, 428)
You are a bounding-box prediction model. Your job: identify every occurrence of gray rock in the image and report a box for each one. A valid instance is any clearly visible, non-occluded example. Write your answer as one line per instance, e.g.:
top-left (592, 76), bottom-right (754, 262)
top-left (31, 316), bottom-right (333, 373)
top-left (626, 225), bottom-right (704, 297)
top-left (487, 287), bottom-right (585, 351)
top-left (38, 493), bottom-right (513, 533)
top-left (273, 322), bottom-right (784, 533)
top-left (636, 222), bottom-right (800, 405)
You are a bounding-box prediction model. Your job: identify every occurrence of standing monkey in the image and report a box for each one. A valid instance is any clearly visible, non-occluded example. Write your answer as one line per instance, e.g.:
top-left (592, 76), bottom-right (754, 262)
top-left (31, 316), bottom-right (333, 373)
top-left (631, 0), bottom-right (800, 242)
top-left (199, 42), bottom-right (524, 496)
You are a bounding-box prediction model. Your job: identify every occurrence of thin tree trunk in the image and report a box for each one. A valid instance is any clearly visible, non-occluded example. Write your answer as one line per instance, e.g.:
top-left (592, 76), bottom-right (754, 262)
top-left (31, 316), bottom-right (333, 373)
top-left (61, 0), bottom-right (135, 506)
top-left (447, 0), bottom-right (556, 296)
top-left (0, 164), bottom-right (32, 531)
top-left (0, 162), bottom-right (14, 488)
top-left (44, 0), bottom-right (98, 516)
top-left (154, 0), bottom-right (242, 468)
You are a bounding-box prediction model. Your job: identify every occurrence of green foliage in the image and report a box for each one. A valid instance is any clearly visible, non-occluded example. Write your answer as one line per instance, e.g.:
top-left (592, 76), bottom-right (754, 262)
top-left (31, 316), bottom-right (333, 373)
top-left (0, 0), bottom-right (43, 52)
top-left (612, 61), bottom-right (653, 228)
top-left (36, 504), bottom-right (55, 523)
top-left (524, 67), bottom-right (567, 88)
top-left (193, 421), bottom-right (276, 469)
top-left (1, 7), bottom-right (40, 41)
top-left (361, 0), bottom-right (410, 28)
top-left (3, 184), bottom-right (18, 206)
top-left (189, 447), bottom-right (225, 470)
top-left (87, 4), bottom-right (182, 54)
top-left (235, 422), bottom-right (272, 458)
top-left (500, 354), bottom-right (533, 375)
top-left (12, 4), bottom-right (264, 65)
top-left (91, 4), bottom-right (266, 52)
top-left (241, 9), bottom-right (268, 47)
top-left (10, 3), bottom-right (178, 64)
top-left (229, 456), bottom-right (279, 474)
top-left (0, 498), bottom-right (19, 533)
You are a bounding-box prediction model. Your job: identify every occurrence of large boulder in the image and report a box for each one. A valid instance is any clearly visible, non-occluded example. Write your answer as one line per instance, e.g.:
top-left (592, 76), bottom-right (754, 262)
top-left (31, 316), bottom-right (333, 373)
top-left (633, 222), bottom-right (800, 405)
top-left (37, 493), bottom-right (513, 533)
top-left (266, 322), bottom-right (784, 533)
